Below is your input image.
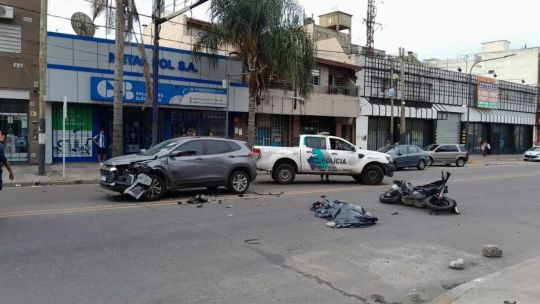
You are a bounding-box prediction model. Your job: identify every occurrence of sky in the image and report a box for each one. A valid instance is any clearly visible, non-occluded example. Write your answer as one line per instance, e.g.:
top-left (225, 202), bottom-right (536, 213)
top-left (48, 0), bottom-right (540, 60)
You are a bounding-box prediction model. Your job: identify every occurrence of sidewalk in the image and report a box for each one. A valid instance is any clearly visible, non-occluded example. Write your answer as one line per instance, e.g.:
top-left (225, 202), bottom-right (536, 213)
top-left (4, 163), bottom-right (100, 187)
top-left (2, 154), bottom-right (525, 187)
top-left (432, 256), bottom-right (540, 303)
top-left (467, 154), bottom-right (523, 166)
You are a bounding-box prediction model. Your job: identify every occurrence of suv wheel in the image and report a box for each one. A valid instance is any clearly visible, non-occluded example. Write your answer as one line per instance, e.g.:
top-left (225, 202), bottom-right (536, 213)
top-left (143, 174), bottom-right (165, 201)
top-left (417, 159), bottom-right (426, 170)
top-left (456, 157), bottom-right (466, 167)
top-left (274, 164), bottom-right (296, 184)
top-left (426, 157), bottom-right (433, 166)
top-left (229, 170), bottom-right (250, 194)
top-left (361, 165), bottom-right (384, 185)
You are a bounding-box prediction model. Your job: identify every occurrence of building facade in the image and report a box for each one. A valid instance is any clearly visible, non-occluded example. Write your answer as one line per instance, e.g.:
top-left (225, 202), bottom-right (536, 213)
top-left (356, 55), bottom-right (538, 154)
top-left (45, 32), bottom-right (248, 163)
top-left (0, 0), bottom-right (40, 163)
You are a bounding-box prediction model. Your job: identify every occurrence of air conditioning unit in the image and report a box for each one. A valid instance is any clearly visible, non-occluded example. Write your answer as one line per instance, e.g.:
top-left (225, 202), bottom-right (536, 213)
top-left (0, 5), bottom-right (15, 20)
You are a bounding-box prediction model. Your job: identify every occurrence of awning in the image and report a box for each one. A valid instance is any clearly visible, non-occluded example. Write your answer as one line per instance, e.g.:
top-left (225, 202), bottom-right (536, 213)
top-left (464, 108), bottom-right (535, 125)
top-left (360, 100), bottom-right (465, 120)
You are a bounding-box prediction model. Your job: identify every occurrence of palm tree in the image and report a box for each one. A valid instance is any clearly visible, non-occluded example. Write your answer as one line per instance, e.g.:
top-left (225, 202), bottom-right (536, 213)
top-left (194, 0), bottom-right (315, 147)
top-left (91, 0), bottom-right (140, 156)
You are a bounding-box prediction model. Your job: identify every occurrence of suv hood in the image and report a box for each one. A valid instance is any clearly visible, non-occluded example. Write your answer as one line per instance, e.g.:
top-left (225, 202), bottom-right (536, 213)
top-left (104, 154), bottom-right (156, 166)
top-left (524, 150), bottom-right (540, 155)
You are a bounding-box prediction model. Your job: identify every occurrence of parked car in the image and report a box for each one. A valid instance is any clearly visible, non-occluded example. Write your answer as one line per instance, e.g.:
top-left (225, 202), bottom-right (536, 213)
top-left (423, 144), bottom-right (469, 167)
top-left (100, 137), bottom-right (258, 200)
top-left (523, 146), bottom-right (540, 161)
top-left (377, 145), bottom-right (429, 170)
top-left (254, 134), bottom-right (393, 185)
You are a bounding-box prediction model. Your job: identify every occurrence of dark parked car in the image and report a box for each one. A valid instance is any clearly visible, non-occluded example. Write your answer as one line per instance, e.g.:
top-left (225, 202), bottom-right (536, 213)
top-left (100, 137), bottom-right (258, 200)
top-left (423, 144), bottom-right (469, 167)
top-left (377, 145), bottom-right (429, 170)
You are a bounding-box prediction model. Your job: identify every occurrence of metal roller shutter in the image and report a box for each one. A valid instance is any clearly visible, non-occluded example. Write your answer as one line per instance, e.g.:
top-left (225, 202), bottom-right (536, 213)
top-left (436, 113), bottom-right (461, 144)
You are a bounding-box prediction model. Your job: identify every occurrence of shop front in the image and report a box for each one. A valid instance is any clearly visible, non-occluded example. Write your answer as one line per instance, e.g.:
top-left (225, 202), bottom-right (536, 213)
top-left (0, 98), bottom-right (29, 162)
top-left (45, 32), bottom-right (248, 163)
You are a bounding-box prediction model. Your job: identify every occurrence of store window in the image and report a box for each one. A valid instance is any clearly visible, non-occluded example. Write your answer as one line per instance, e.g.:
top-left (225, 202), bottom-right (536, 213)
top-left (0, 99), bottom-right (29, 162)
top-left (52, 103), bottom-right (93, 160)
top-left (311, 70), bottom-right (321, 86)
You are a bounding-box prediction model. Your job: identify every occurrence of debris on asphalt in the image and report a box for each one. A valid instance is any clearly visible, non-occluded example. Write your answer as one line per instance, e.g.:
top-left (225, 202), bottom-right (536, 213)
top-left (188, 194), bottom-right (209, 204)
top-left (226, 205), bottom-right (233, 208)
top-left (227, 214), bottom-right (234, 217)
top-left (253, 192), bottom-right (284, 196)
top-left (311, 199), bottom-right (378, 228)
top-left (326, 221), bottom-right (336, 228)
top-left (238, 194), bottom-right (244, 197)
top-left (244, 239), bottom-right (260, 245)
top-left (449, 258), bottom-right (465, 270)
top-left (123, 173), bottom-right (153, 199)
top-left (483, 245), bottom-right (503, 257)
top-left (391, 212), bottom-right (400, 215)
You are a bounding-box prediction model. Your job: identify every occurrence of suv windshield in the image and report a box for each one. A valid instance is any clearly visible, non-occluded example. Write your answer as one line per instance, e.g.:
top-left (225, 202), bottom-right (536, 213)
top-left (139, 139), bottom-right (179, 156)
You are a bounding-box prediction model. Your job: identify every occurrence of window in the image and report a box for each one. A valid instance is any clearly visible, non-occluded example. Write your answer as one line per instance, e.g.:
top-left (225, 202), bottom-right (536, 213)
top-left (311, 70), bottom-right (321, 86)
top-left (398, 146), bottom-right (408, 155)
top-left (177, 140), bottom-right (204, 156)
top-left (330, 138), bottom-right (355, 152)
top-left (336, 76), bottom-right (345, 87)
top-left (206, 140), bottom-right (233, 155)
top-left (225, 141), bottom-right (242, 152)
top-left (304, 137), bottom-right (327, 149)
top-left (446, 145), bottom-right (459, 152)
top-left (408, 146), bottom-right (420, 154)
top-left (436, 145), bottom-right (449, 152)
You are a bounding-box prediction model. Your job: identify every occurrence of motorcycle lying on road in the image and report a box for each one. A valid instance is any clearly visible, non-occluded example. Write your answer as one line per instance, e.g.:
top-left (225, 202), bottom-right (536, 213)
top-left (379, 171), bottom-right (460, 214)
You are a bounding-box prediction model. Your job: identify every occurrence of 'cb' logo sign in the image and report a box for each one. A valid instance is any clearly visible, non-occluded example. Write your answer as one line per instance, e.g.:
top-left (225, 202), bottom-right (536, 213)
top-left (95, 79), bottom-right (135, 100)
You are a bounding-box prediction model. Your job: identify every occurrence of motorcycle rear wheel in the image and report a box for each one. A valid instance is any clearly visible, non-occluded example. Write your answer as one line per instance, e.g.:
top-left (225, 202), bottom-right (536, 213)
top-left (425, 197), bottom-right (456, 212)
top-left (379, 191), bottom-right (401, 204)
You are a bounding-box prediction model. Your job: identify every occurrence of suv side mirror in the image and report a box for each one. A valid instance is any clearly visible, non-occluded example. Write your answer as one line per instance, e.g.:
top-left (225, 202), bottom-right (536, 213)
top-left (139, 149), bottom-right (146, 153)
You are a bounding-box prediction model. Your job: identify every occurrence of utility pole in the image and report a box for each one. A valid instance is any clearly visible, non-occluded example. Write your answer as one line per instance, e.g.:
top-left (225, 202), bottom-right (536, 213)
top-left (389, 60), bottom-right (395, 143)
top-left (150, 0), bottom-right (209, 146)
top-left (399, 47), bottom-right (406, 144)
top-left (38, 0), bottom-right (47, 175)
top-left (151, 0), bottom-right (162, 147)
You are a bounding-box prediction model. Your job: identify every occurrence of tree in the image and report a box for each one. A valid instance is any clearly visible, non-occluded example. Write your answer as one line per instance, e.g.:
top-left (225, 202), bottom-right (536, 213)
top-left (194, 0), bottom-right (315, 147)
top-left (91, 0), bottom-right (140, 156)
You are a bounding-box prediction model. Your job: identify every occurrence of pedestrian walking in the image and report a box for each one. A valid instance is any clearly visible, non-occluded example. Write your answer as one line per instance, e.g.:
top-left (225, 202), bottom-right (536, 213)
top-left (481, 141), bottom-right (490, 157)
top-left (0, 129), bottom-right (15, 191)
top-left (93, 128), bottom-right (107, 165)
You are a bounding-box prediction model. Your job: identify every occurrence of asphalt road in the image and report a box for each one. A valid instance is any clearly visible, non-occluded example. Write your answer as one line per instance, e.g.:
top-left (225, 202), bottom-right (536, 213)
top-left (1, 162), bottom-right (539, 304)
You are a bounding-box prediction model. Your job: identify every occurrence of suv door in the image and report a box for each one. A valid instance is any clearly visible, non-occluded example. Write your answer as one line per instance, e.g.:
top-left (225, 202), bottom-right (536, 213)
top-left (446, 145), bottom-right (460, 162)
top-left (301, 136), bottom-right (330, 173)
top-left (202, 139), bottom-right (239, 184)
top-left (328, 137), bottom-right (358, 173)
top-left (168, 140), bottom-right (206, 187)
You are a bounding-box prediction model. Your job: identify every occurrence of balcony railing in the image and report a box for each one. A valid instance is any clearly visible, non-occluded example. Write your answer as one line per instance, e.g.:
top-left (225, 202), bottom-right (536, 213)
top-left (327, 85), bottom-right (359, 97)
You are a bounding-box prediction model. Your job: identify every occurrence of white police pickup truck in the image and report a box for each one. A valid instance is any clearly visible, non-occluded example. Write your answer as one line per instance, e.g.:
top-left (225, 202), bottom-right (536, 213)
top-left (253, 134), bottom-right (394, 185)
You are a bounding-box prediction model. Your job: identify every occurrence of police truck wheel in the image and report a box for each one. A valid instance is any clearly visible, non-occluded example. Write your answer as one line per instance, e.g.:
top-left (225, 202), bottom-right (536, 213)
top-left (361, 165), bottom-right (384, 185)
top-left (274, 164), bottom-right (295, 184)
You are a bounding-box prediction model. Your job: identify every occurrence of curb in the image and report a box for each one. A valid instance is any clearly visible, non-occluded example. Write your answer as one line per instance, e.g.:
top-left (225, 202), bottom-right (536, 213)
top-left (4, 179), bottom-right (100, 188)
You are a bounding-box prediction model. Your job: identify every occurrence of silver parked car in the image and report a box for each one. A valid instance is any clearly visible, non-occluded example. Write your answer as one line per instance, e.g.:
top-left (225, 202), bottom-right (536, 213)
top-left (423, 144), bottom-right (469, 167)
top-left (523, 146), bottom-right (540, 161)
top-left (100, 137), bottom-right (258, 200)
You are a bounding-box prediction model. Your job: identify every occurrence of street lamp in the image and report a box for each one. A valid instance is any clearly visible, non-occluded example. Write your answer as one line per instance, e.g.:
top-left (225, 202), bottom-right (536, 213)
top-left (223, 70), bottom-right (252, 138)
top-left (465, 53), bottom-right (516, 150)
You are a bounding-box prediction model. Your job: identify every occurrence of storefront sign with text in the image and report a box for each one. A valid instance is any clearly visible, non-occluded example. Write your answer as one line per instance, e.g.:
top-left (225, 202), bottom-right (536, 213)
top-left (476, 76), bottom-right (499, 109)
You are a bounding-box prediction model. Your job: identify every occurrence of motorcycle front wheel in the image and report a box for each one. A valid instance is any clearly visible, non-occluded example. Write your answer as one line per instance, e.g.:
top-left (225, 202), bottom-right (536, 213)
top-left (379, 190), bottom-right (401, 204)
top-left (425, 197), bottom-right (457, 212)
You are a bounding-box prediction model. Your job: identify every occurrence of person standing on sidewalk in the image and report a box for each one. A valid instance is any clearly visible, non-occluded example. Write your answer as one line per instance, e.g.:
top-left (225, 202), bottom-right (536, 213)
top-left (0, 129), bottom-right (15, 191)
top-left (93, 128), bottom-right (107, 165)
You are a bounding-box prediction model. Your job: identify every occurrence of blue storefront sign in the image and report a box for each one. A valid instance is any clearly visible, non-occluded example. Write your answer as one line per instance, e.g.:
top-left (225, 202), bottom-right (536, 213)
top-left (90, 77), bottom-right (227, 107)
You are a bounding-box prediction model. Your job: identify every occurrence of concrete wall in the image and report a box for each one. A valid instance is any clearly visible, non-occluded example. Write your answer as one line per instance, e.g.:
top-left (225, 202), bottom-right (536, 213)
top-left (258, 88), bottom-right (359, 118)
top-left (424, 44), bottom-right (540, 86)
